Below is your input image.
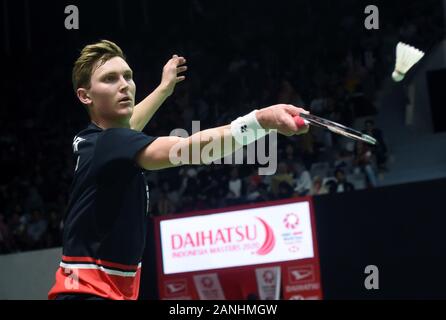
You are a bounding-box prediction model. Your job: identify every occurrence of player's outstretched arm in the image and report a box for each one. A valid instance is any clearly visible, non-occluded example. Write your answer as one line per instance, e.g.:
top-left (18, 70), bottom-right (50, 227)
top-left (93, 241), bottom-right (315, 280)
top-left (136, 104), bottom-right (309, 170)
top-left (130, 55), bottom-right (187, 131)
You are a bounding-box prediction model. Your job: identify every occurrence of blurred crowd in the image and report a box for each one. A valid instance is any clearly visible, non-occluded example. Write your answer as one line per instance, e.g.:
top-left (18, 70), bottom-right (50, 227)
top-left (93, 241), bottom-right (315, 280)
top-left (0, 0), bottom-right (442, 253)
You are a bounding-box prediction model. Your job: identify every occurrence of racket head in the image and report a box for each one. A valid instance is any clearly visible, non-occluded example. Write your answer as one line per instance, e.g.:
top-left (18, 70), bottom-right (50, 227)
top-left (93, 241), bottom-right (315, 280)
top-left (298, 113), bottom-right (377, 145)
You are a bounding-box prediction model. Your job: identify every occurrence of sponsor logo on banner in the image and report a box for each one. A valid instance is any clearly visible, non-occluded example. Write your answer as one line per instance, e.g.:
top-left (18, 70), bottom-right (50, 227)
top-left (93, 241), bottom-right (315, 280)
top-left (281, 213), bottom-right (306, 253)
top-left (256, 218), bottom-right (276, 255)
top-left (164, 279), bottom-right (191, 299)
top-left (288, 265), bottom-right (315, 284)
top-left (283, 213), bottom-right (299, 229)
top-left (160, 201), bottom-right (315, 274)
top-left (285, 264), bottom-right (321, 294)
top-left (255, 266), bottom-right (281, 300)
top-left (193, 273), bottom-right (225, 300)
top-left (170, 217), bottom-right (275, 255)
top-left (201, 276), bottom-right (214, 288)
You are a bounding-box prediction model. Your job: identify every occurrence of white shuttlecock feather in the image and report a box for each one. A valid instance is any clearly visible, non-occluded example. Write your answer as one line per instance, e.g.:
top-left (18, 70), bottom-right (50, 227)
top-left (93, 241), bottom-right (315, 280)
top-left (392, 42), bottom-right (425, 82)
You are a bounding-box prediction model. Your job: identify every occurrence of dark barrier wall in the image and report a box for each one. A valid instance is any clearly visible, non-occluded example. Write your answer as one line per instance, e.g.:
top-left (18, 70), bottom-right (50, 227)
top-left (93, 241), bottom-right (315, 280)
top-left (314, 178), bottom-right (446, 299)
top-left (427, 68), bottom-right (446, 133)
top-left (140, 178), bottom-right (446, 299)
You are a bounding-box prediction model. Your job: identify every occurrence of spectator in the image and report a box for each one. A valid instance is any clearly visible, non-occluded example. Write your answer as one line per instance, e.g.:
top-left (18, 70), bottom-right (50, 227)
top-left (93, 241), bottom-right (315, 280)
top-left (256, 183), bottom-right (271, 203)
top-left (309, 89), bottom-right (328, 115)
top-left (282, 144), bottom-right (297, 168)
top-left (298, 131), bottom-right (318, 169)
top-left (277, 181), bottom-right (294, 199)
top-left (227, 167), bottom-right (243, 200)
top-left (354, 141), bottom-right (378, 188)
top-left (179, 168), bottom-right (200, 207)
top-left (24, 185), bottom-right (44, 213)
top-left (363, 119), bottom-right (388, 172)
top-left (310, 176), bottom-right (329, 196)
top-left (0, 213), bottom-right (13, 253)
top-left (293, 163), bottom-right (312, 196)
top-left (157, 193), bottom-right (176, 215)
top-left (329, 169), bottom-right (355, 193)
top-left (246, 179), bottom-right (261, 202)
top-left (25, 209), bottom-right (48, 250)
top-left (334, 149), bottom-right (354, 172)
top-left (271, 162), bottom-right (294, 197)
top-left (7, 211), bottom-right (26, 251)
top-left (161, 180), bottom-right (180, 207)
top-left (277, 79), bottom-right (305, 106)
top-left (45, 209), bottom-right (62, 249)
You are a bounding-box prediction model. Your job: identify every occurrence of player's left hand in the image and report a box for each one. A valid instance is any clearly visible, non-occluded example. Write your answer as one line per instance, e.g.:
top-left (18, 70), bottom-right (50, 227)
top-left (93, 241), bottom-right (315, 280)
top-left (160, 54), bottom-right (187, 96)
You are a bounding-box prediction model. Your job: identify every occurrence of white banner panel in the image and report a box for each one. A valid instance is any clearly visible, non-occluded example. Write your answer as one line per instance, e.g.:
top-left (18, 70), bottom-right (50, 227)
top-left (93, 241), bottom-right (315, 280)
top-left (255, 266), bottom-right (281, 300)
top-left (160, 201), bottom-right (314, 274)
top-left (193, 273), bottom-right (226, 300)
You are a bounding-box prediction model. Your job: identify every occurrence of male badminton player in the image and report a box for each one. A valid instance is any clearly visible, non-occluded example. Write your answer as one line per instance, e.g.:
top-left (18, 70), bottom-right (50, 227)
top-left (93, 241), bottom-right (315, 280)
top-left (48, 40), bottom-right (309, 300)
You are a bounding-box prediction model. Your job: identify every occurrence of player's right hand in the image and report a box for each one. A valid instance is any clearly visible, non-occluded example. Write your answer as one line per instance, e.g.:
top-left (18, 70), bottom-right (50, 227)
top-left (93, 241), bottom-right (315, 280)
top-left (256, 104), bottom-right (310, 136)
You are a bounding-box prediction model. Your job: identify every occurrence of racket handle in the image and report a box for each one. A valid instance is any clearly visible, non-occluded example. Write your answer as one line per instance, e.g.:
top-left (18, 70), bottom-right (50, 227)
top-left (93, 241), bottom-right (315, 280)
top-left (293, 115), bottom-right (309, 128)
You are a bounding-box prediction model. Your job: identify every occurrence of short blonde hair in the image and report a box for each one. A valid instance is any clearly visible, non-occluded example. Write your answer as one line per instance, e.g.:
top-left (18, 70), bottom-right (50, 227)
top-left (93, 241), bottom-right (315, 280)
top-left (72, 40), bottom-right (125, 93)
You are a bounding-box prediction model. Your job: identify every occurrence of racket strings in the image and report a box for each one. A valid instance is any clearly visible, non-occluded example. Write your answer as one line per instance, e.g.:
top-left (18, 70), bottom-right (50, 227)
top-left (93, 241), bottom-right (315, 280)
top-left (300, 113), bottom-right (376, 145)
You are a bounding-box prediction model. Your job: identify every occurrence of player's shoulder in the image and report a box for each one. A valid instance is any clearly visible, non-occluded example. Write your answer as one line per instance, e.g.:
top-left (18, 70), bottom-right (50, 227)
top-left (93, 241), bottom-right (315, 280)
top-left (74, 123), bottom-right (155, 152)
top-left (97, 126), bottom-right (152, 144)
top-left (72, 123), bottom-right (103, 151)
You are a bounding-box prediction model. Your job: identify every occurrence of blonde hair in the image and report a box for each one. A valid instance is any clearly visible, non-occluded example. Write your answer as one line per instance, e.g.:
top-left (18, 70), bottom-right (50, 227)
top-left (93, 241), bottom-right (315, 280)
top-left (72, 40), bottom-right (125, 93)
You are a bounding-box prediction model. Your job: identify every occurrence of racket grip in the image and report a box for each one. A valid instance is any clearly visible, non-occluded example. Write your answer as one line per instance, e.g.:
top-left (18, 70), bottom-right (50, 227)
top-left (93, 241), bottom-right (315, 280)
top-left (293, 115), bottom-right (309, 128)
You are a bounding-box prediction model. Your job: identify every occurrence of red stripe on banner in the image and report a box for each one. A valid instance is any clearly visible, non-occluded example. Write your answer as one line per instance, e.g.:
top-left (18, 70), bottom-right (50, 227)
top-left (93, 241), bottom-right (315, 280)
top-left (62, 255), bottom-right (140, 271)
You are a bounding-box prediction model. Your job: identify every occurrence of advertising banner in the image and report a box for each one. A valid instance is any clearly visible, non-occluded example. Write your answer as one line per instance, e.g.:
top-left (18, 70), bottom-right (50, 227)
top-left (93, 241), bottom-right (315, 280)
top-left (154, 197), bottom-right (322, 300)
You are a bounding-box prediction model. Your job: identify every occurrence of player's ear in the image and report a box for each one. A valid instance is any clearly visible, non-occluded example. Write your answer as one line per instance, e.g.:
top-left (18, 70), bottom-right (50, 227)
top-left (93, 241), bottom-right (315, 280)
top-left (77, 88), bottom-right (92, 105)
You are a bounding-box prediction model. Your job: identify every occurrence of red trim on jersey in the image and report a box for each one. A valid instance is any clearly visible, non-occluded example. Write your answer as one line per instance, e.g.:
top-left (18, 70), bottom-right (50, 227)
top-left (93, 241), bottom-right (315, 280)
top-left (62, 255), bottom-right (140, 271)
top-left (48, 266), bottom-right (141, 300)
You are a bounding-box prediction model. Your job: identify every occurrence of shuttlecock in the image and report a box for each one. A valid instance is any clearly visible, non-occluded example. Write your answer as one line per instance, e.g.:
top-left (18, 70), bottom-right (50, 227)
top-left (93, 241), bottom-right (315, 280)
top-left (392, 42), bottom-right (425, 82)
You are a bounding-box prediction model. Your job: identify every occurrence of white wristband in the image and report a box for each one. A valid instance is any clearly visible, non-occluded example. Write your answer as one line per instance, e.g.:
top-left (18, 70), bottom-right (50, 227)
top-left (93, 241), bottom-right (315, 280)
top-left (230, 110), bottom-right (269, 146)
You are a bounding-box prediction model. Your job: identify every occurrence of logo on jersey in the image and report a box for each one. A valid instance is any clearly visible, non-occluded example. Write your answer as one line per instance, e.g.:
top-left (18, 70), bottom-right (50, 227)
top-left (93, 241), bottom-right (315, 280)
top-left (72, 136), bottom-right (85, 152)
